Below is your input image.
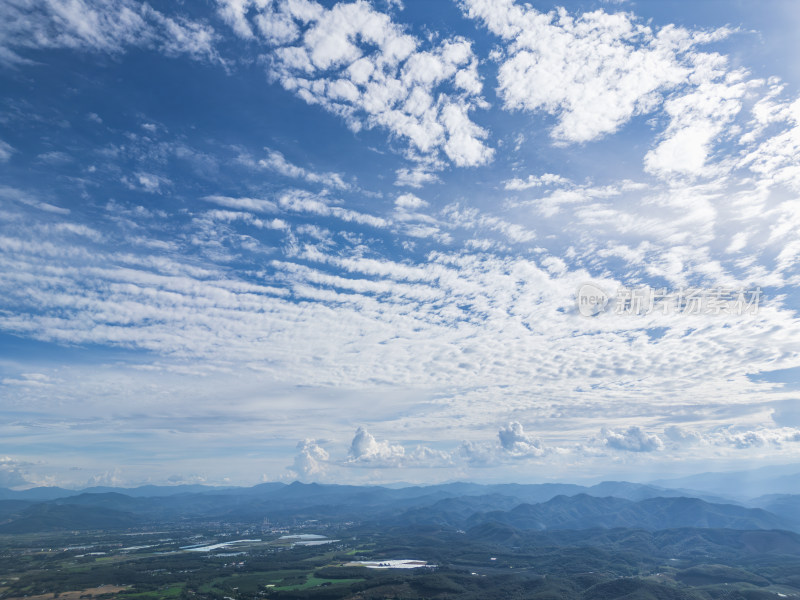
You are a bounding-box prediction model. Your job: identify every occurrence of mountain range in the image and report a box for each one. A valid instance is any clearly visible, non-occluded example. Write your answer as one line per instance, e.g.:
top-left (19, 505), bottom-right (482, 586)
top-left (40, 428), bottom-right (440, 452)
top-left (1, 478), bottom-right (799, 534)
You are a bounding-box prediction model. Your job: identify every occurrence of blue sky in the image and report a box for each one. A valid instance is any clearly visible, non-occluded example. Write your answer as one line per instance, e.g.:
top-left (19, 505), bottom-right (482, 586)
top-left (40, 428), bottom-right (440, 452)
top-left (1, 0), bottom-right (800, 489)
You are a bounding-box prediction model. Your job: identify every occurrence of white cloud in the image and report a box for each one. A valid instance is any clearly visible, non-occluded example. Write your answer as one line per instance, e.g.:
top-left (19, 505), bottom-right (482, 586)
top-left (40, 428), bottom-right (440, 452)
top-left (2, 196), bottom-right (799, 417)
top-left (47, 223), bottom-right (104, 241)
top-left (347, 426), bottom-right (405, 464)
top-left (197, 209), bottom-right (288, 232)
top-left (36, 150), bottom-right (72, 164)
top-left (203, 195), bottom-right (279, 213)
top-left (601, 426), bottom-right (664, 452)
top-left (278, 189), bottom-right (387, 228)
top-left (1, 372), bottom-right (53, 387)
top-left (218, 0), bottom-right (493, 167)
top-left (663, 426), bottom-right (800, 450)
top-left (394, 167), bottom-right (440, 188)
top-left (283, 428), bottom-right (453, 479)
top-left (0, 185), bottom-right (70, 214)
top-left (290, 439), bottom-right (330, 480)
top-left (87, 467), bottom-right (124, 487)
top-left (442, 202), bottom-right (536, 243)
top-left (243, 149), bottom-right (351, 190)
top-left (0, 140), bottom-right (15, 162)
top-left (164, 473), bottom-right (206, 484)
top-left (460, 0), bottom-right (732, 144)
top-left (645, 73), bottom-right (751, 178)
top-left (344, 427), bottom-right (451, 468)
top-left (456, 440), bottom-right (497, 465)
top-left (395, 193), bottom-right (428, 211)
top-left (503, 173), bottom-right (569, 190)
top-left (739, 96), bottom-right (800, 191)
top-left (151, 10), bottom-right (218, 60)
top-left (663, 425), bottom-right (703, 444)
top-left (122, 172), bottom-right (171, 193)
top-left (440, 100), bottom-right (494, 167)
top-left (457, 423), bottom-right (550, 465)
top-left (0, 457), bottom-right (31, 488)
top-left (389, 194), bottom-right (447, 241)
top-left (405, 445), bottom-right (452, 466)
top-left (0, 0), bottom-right (219, 65)
top-left (498, 421), bottom-right (546, 457)
top-left (713, 427), bottom-right (800, 449)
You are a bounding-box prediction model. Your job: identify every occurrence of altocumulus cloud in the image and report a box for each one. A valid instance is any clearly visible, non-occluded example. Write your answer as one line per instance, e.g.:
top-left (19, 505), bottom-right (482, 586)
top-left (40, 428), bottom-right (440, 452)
top-left (662, 426), bottom-right (800, 451)
top-left (459, 0), bottom-right (733, 146)
top-left (217, 0), bottom-right (494, 169)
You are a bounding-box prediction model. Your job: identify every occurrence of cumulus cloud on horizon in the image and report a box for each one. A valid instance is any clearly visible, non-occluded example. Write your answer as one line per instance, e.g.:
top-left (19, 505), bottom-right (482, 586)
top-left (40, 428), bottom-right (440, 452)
top-left (0, 457), bottom-right (31, 488)
top-left (600, 426), bottom-right (665, 453)
top-left (498, 422), bottom-right (546, 457)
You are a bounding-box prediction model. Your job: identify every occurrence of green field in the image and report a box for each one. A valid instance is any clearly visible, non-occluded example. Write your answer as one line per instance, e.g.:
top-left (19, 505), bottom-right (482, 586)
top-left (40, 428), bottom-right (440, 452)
top-left (120, 584), bottom-right (184, 600)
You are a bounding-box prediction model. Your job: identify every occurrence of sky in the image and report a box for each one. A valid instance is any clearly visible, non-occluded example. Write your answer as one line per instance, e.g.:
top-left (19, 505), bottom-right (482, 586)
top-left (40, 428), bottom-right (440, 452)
top-left (1, 0), bottom-right (800, 489)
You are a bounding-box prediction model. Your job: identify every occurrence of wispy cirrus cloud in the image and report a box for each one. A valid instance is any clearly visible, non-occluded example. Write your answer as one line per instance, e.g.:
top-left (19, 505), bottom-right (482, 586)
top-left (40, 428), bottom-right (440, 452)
top-left (0, 139), bottom-right (16, 162)
top-left (238, 148), bottom-right (352, 190)
top-left (0, 0), bottom-right (220, 66)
